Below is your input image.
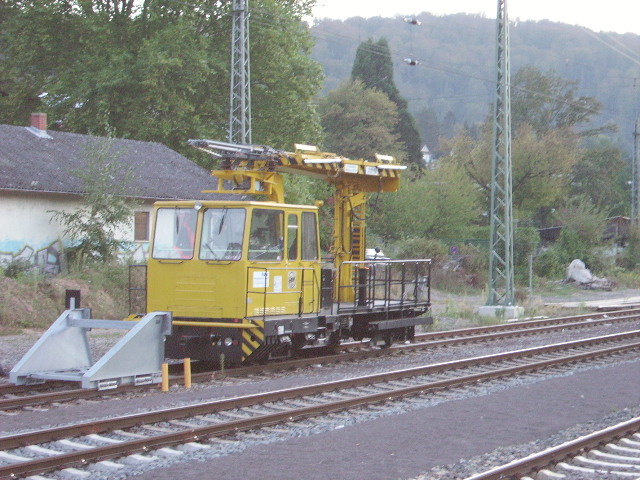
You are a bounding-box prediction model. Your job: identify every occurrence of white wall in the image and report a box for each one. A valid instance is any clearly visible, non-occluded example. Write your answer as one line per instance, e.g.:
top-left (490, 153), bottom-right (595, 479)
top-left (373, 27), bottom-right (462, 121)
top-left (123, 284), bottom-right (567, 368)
top-left (0, 191), bottom-right (154, 270)
top-left (1, 191), bottom-right (72, 251)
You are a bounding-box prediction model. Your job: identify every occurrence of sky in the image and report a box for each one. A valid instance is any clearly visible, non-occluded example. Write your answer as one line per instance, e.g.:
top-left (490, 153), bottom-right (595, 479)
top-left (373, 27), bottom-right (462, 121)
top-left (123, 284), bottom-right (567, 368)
top-left (311, 0), bottom-right (640, 35)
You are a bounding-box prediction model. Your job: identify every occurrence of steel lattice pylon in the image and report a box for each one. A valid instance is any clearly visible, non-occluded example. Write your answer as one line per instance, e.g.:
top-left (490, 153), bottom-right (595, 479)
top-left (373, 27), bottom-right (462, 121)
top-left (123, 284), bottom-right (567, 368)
top-left (229, 0), bottom-right (251, 144)
top-left (633, 118), bottom-right (639, 223)
top-left (487, 0), bottom-right (515, 306)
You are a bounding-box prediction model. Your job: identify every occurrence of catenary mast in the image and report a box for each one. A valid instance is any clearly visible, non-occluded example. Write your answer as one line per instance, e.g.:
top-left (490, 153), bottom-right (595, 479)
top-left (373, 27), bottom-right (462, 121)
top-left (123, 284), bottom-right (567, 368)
top-left (633, 79), bottom-right (639, 222)
top-left (229, 0), bottom-right (251, 144)
top-left (633, 117), bottom-right (639, 223)
top-left (486, 0), bottom-right (516, 308)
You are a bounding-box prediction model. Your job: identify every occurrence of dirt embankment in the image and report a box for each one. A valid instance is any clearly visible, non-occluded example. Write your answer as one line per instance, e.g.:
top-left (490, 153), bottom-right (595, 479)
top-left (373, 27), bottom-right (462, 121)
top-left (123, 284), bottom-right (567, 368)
top-left (3, 272), bottom-right (639, 334)
top-left (0, 276), bottom-right (127, 333)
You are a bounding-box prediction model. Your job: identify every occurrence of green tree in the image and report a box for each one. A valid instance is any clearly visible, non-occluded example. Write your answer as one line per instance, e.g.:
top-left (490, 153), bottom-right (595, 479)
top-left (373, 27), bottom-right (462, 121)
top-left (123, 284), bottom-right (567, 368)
top-left (0, 1), bottom-right (323, 158)
top-left (511, 125), bottom-right (580, 221)
top-left (512, 65), bottom-right (608, 137)
top-left (444, 66), bottom-right (608, 226)
top-left (570, 137), bottom-right (630, 216)
top-left (250, 0), bottom-right (324, 148)
top-left (318, 79), bottom-right (417, 252)
top-left (555, 195), bottom-right (607, 268)
top-left (351, 38), bottom-right (423, 167)
top-left (444, 124), bottom-right (579, 224)
top-left (367, 161), bottom-right (481, 242)
top-left (445, 67), bottom-right (601, 226)
top-left (318, 79), bottom-right (404, 160)
top-left (50, 137), bottom-right (138, 264)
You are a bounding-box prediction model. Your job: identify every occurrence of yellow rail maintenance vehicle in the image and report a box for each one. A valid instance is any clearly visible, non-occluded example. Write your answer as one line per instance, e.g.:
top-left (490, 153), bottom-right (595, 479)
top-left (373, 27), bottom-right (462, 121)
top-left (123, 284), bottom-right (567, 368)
top-left (146, 140), bottom-right (432, 365)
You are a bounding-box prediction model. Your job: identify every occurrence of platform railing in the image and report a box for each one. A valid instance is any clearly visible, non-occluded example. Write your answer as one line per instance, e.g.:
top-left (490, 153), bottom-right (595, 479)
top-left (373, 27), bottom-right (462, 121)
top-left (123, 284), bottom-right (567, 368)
top-left (336, 258), bottom-right (431, 315)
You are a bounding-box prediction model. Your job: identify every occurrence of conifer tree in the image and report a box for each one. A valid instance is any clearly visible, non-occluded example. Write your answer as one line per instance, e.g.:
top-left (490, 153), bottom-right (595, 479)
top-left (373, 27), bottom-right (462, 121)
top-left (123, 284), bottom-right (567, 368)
top-left (351, 38), bottom-right (423, 167)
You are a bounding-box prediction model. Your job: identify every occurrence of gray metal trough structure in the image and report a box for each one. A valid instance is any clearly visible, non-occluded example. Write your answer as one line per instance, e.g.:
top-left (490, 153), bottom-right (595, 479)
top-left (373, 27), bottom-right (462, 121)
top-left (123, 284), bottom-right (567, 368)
top-left (10, 308), bottom-right (172, 390)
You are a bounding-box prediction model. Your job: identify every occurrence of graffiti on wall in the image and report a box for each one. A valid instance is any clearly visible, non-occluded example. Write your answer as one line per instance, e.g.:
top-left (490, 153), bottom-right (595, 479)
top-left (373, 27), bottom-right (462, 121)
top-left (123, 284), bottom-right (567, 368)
top-left (0, 240), bottom-right (64, 274)
top-left (0, 240), bottom-right (150, 275)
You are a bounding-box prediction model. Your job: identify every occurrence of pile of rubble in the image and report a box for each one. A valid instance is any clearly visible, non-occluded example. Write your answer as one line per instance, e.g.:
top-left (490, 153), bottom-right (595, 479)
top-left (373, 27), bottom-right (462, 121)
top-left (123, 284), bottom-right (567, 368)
top-left (566, 259), bottom-right (614, 290)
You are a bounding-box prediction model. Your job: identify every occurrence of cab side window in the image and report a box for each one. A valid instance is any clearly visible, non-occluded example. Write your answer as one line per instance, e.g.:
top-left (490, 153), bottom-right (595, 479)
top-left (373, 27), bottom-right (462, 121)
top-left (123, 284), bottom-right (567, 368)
top-left (301, 211), bottom-right (319, 261)
top-left (249, 209), bottom-right (284, 260)
top-left (287, 214), bottom-right (299, 260)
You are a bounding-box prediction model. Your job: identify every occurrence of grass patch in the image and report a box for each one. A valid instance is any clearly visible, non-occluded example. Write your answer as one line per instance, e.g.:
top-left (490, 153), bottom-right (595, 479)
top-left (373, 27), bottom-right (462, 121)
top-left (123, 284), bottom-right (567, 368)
top-left (0, 263), bottom-right (132, 333)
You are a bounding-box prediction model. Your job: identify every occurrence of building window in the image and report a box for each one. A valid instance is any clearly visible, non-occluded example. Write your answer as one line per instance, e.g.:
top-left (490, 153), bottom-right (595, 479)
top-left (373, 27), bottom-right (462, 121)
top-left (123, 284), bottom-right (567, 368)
top-left (134, 211), bottom-right (150, 241)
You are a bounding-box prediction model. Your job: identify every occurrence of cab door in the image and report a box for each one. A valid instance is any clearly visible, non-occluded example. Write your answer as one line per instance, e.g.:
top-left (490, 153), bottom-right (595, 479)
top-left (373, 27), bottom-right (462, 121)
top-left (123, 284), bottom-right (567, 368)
top-left (286, 210), bottom-right (321, 314)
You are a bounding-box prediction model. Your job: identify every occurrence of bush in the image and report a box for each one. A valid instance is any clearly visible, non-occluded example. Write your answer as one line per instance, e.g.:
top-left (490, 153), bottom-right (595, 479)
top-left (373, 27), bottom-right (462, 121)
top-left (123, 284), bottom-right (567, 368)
top-left (456, 243), bottom-right (488, 278)
top-left (556, 229), bottom-right (588, 266)
top-left (3, 259), bottom-right (33, 279)
top-left (395, 237), bottom-right (449, 265)
top-left (67, 262), bottom-right (130, 296)
top-left (533, 248), bottom-right (565, 278)
top-left (620, 225), bottom-right (640, 270)
top-left (48, 137), bottom-right (137, 265)
top-left (387, 237), bottom-right (488, 293)
top-left (588, 246), bottom-right (618, 277)
top-left (514, 227), bottom-right (540, 268)
top-left (611, 268), bottom-right (640, 288)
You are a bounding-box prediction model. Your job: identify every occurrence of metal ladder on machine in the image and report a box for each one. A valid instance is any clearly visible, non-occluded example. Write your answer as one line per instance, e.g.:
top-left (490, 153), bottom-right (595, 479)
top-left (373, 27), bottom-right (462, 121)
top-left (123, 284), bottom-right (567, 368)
top-left (10, 309), bottom-right (172, 390)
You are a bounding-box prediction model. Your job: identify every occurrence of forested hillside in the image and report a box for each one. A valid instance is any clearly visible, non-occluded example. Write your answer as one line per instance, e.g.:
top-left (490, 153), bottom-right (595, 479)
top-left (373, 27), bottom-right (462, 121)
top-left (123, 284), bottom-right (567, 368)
top-left (310, 13), bottom-right (640, 156)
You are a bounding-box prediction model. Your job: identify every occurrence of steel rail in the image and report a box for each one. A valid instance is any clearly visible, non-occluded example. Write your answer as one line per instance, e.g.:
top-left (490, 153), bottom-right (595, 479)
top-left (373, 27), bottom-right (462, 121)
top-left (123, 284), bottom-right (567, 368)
top-left (464, 416), bottom-right (640, 480)
top-left (1, 332), bottom-right (639, 478)
top-left (0, 384), bottom-right (145, 410)
top-left (4, 329), bottom-right (640, 448)
top-left (202, 310), bottom-right (640, 379)
top-left (0, 381), bottom-right (65, 396)
top-left (3, 310), bottom-right (640, 411)
top-left (415, 307), bottom-right (640, 339)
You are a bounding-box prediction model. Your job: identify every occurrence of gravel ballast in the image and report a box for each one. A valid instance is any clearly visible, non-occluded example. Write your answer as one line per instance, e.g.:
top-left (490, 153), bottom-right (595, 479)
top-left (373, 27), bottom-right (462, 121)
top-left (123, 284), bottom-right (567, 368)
top-left (120, 358), bottom-right (640, 480)
top-left (1, 289), bottom-right (639, 479)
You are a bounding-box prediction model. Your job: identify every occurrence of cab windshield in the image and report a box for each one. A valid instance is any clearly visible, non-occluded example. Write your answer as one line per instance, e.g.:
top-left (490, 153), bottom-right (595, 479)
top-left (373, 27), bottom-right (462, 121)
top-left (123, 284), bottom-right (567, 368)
top-left (200, 208), bottom-right (246, 260)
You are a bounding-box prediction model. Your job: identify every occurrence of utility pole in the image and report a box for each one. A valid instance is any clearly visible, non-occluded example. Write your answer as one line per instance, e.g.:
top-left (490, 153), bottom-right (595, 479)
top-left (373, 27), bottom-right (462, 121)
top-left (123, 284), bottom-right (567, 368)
top-left (481, 0), bottom-right (520, 318)
top-left (229, 0), bottom-right (251, 144)
top-left (632, 79), bottom-right (639, 223)
top-left (633, 118), bottom-right (639, 223)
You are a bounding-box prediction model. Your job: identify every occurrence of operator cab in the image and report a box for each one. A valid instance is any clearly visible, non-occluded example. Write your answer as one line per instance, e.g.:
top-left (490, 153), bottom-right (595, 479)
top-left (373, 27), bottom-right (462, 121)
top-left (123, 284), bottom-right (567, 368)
top-left (147, 200), bottom-right (321, 322)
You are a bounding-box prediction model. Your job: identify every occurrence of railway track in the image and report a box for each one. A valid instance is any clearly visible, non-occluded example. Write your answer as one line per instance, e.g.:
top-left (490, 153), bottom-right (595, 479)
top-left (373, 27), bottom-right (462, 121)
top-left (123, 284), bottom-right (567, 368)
top-left (465, 416), bottom-right (640, 479)
top-left (2, 308), bottom-right (640, 412)
top-left (1, 330), bottom-right (639, 479)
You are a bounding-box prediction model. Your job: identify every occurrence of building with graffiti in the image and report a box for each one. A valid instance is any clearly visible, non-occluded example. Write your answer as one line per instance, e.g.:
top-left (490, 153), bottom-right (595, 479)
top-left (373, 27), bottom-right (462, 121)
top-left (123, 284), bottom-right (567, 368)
top-left (0, 113), bottom-right (226, 274)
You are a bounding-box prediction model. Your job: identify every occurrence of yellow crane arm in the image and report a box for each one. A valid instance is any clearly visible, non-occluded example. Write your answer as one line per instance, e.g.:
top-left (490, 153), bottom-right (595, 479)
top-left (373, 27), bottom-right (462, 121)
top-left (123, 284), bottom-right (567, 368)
top-left (189, 139), bottom-right (408, 274)
top-left (190, 139), bottom-right (406, 202)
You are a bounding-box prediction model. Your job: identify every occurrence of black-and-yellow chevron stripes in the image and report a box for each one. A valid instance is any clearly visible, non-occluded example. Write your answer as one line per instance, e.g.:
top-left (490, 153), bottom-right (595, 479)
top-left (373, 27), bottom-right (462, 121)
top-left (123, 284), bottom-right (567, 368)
top-left (241, 319), bottom-right (265, 362)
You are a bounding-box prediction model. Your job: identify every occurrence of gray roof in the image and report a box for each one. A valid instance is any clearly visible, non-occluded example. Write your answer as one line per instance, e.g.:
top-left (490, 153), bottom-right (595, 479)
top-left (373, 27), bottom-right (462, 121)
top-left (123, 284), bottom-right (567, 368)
top-left (0, 124), bottom-right (226, 201)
